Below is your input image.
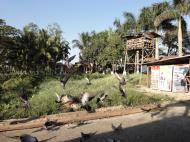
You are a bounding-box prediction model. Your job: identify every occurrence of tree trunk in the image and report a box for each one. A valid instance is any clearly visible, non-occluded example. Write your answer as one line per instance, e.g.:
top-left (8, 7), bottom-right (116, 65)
top-left (178, 16), bottom-right (183, 57)
top-left (155, 28), bottom-right (159, 60)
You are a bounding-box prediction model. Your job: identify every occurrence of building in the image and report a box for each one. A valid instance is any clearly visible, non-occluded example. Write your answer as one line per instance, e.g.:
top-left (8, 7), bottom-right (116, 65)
top-left (122, 32), bottom-right (161, 73)
top-left (144, 55), bottom-right (190, 93)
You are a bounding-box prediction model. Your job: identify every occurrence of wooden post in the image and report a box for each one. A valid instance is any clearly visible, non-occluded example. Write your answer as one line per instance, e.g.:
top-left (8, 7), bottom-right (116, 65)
top-left (147, 66), bottom-right (148, 87)
top-left (147, 67), bottom-right (150, 88)
top-left (189, 59), bottom-right (190, 94)
top-left (140, 49), bottom-right (144, 84)
top-left (136, 51), bottom-right (139, 74)
top-left (135, 53), bottom-right (137, 73)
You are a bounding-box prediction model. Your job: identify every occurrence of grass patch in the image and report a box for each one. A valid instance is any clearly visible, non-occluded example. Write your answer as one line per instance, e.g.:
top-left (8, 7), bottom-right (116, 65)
top-left (0, 73), bottom-right (172, 120)
top-left (127, 73), bottom-right (148, 86)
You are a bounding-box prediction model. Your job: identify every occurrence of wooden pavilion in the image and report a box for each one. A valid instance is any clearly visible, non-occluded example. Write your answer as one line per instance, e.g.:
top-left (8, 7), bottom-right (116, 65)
top-left (122, 32), bottom-right (161, 73)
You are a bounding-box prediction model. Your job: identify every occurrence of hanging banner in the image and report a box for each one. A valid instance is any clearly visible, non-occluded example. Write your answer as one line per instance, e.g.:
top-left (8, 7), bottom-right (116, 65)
top-left (159, 65), bottom-right (173, 91)
top-left (150, 66), bottom-right (160, 89)
top-left (172, 65), bottom-right (189, 93)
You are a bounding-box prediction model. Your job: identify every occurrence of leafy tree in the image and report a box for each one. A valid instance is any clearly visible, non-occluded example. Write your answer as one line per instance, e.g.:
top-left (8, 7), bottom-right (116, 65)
top-left (0, 19), bottom-right (70, 73)
top-left (113, 12), bottom-right (137, 35)
top-left (154, 0), bottom-right (190, 56)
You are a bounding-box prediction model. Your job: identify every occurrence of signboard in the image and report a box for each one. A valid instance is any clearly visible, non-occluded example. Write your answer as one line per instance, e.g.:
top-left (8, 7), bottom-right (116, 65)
top-left (150, 66), bottom-right (160, 89)
top-left (159, 65), bottom-right (173, 91)
top-left (172, 65), bottom-right (189, 93)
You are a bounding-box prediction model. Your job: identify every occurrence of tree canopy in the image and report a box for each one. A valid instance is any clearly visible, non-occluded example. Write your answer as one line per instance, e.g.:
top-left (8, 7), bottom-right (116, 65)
top-left (73, 0), bottom-right (190, 67)
top-left (0, 19), bottom-right (70, 73)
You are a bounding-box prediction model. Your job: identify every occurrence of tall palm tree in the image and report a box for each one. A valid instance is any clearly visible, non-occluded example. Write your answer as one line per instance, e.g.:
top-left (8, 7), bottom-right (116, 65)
top-left (72, 32), bottom-right (92, 50)
top-left (138, 2), bottom-right (170, 59)
top-left (138, 7), bottom-right (154, 32)
top-left (113, 12), bottom-right (137, 36)
top-left (72, 32), bottom-right (92, 62)
top-left (154, 0), bottom-right (190, 56)
top-left (123, 12), bottom-right (137, 34)
top-left (113, 12), bottom-right (137, 75)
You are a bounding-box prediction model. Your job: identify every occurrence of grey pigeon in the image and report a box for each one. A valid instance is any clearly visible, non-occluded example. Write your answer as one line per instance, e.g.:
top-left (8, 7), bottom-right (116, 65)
top-left (118, 84), bottom-right (127, 98)
top-left (60, 74), bottom-right (71, 89)
top-left (96, 93), bottom-right (108, 104)
top-left (80, 92), bottom-right (97, 105)
top-left (141, 107), bottom-right (152, 112)
top-left (85, 77), bottom-right (91, 85)
top-left (65, 55), bottom-right (76, 68)
top-left (43, 120), bottom-right (61, 131)
top-left (111, 123), bottom-right (122, 131)
top-left (55, 93), bottom-right (64, 103)
top-left (80, 132), bottom-right (96, 141)
top-left (81, 104), bottom-right (95, 113)
top-left (20, 134), bottom-right (38, 142)
top-left (106, 138), bottom-right (120, 142)
top-left (19, 90), bottom-right (31, 109)
top-left (115, 73), bottom-right (126, 85)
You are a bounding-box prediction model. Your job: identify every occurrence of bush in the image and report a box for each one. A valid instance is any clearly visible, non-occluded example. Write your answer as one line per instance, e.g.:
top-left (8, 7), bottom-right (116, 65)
top-left (0, 74), bottom-right (44, 120)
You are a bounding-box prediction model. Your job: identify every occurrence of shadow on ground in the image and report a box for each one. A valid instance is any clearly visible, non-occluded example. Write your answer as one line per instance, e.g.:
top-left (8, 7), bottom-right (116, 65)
top-left (64, 100), bottom-right (190, 142)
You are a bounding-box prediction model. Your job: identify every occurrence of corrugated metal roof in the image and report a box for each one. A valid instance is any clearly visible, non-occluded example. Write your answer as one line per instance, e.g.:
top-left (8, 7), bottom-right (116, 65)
top-left (144, 55), bottom-right (190, 66)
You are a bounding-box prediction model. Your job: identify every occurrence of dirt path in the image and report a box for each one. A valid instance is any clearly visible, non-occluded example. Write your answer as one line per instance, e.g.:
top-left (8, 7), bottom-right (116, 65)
top-left (1, 100), bottom-right (190, 142)
top-left (137, 85), bottom-right (190, 101)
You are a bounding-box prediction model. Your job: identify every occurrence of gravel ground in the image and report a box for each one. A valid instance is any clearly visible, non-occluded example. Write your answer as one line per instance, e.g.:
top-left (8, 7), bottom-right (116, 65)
top-left (1, 99), bottom-right (190, 142)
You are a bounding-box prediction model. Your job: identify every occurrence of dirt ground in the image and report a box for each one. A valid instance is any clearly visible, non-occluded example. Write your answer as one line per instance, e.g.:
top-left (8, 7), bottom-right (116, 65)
top-left (1, 88), bottom-right (190, 142)
top-left (138, 85), bottom-right (190, 101)
top-left (1, 100), bottom-right (190, 142)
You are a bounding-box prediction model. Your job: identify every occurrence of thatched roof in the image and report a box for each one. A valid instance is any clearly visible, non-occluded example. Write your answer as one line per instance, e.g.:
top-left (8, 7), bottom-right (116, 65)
top-left (122, 32), bottom-right (161, 40)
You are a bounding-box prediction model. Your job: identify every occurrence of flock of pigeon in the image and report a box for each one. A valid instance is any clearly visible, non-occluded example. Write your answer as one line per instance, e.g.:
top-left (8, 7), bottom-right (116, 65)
top-left (16, 55), bottom-right (127, 142)
top-left (9, 121), bottom-right (123, 142)
top-left (55, 55), bottom-right (127, 113)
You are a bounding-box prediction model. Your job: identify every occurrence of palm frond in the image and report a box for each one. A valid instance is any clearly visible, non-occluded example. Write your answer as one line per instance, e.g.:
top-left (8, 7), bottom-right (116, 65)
top-left (154, 10), bottom-right (178, 27)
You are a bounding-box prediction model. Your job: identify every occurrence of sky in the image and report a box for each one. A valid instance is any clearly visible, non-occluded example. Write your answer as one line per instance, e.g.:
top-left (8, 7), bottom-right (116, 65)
top-left (1, 0), bottom-right (190, 62)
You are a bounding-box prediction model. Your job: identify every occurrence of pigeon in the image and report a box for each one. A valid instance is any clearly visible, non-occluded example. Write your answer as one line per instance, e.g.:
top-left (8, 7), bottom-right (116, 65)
top-left (81, 104), bottom-right (95, 113)
top-left (115, 73), bottom-right (126, 85)
top-left (19, 89), bottom-right (31, 109)
top-left (55, 93), bottom-right (64, 103)
top-left (20, 134), bottom-right (38, 142)
top-left (43, 120), bottom-right (61, 131)
top-left (69, 121), bottom-right (90, 129)
top-left (60, 74), bottom-right (71, 89)
top-left (21, 100), bottom-right (31, 109)
top-left (63, 94), bottom-right (81, 104)
top-left (80, 132), bottom-right (96, 141)
top-left (9, 134), bottom-right (57, 142)
top-left (111, 123), bottom-right (122, 132)
top-left (65, 55), bottom-right (76, 68)
top-left (85, 77), bottom-right (91, 85)
top-left (20, 88), bottom-right (28, 101)
top-left (141, 107), bottom-right (152, 112)
top-left (96, 93), bottom-right (108, 104)
top-left (79, 53), bottom-right (84, 62)
top-left (80, 92), bottom-right (98, 105)
top-left (106, 138), bottom-right (121, 142)
top-left (56, 60), bottom-right (64, 65)
top-left (67, 55), bottom-right (76, 63)
top-left (118, 84), bottom-right (127, 98)
top-left (157, 103), bottom-right (161, 108)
